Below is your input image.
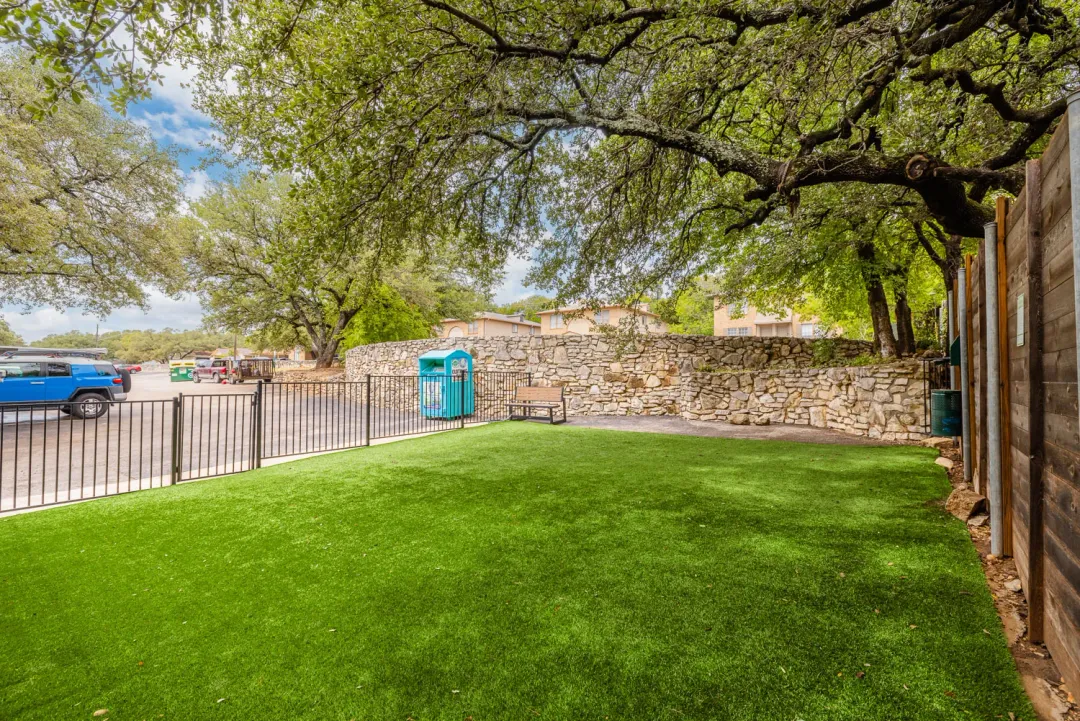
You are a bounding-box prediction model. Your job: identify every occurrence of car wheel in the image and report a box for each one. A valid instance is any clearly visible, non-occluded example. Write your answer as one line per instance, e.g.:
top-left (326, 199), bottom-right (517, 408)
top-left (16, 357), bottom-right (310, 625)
top-left (117, 367), bottom-right (132, 393)
top-left (71, 393), bottom-right (108, 419)
top-left (213, 373), bottom-right (221, 383)
top-left (193, 373), bottom-right (201, 384)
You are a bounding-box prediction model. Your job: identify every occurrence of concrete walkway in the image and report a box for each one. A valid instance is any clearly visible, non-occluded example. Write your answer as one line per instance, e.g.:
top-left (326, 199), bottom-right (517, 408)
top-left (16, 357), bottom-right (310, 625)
top-left (566, 415), bottom-right (890, 446)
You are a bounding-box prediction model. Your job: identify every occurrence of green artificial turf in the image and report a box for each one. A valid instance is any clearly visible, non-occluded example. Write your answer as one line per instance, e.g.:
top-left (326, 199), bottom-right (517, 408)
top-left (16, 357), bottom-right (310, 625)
top-left (0, 424), bottom-right (1031, 720)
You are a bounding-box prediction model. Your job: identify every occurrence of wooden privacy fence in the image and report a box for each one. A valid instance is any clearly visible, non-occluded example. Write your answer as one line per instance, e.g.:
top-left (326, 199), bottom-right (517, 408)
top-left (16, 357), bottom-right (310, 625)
top-left (965, 105), bottom-right (1080, 691)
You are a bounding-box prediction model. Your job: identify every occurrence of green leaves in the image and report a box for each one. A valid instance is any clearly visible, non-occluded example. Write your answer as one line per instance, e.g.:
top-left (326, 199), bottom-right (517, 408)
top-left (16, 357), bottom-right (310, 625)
top-left (0, 52), bottom-right (184, 314)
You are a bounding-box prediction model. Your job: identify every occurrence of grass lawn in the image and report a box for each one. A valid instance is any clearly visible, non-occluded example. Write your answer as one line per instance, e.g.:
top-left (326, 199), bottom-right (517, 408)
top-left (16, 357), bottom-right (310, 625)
top-left (0, 423), bottom-right (1031, 720)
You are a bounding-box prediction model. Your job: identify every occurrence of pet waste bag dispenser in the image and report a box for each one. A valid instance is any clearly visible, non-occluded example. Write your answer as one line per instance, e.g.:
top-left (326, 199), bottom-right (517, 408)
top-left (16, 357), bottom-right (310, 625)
top-left (418, 349), bottom-right (474, 419)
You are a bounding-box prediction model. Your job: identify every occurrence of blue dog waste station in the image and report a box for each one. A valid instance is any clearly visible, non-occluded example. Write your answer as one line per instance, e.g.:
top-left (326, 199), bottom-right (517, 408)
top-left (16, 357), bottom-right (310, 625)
top-left (418, 349), bottom-right (474, 419)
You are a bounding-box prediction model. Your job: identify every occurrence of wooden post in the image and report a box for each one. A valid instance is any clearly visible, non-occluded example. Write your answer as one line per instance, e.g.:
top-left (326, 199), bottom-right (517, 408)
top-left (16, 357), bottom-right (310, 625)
top-left (997, 196), bottom-right (1014, 557)
top-left (1024, 159), bottom-right (1046, 641)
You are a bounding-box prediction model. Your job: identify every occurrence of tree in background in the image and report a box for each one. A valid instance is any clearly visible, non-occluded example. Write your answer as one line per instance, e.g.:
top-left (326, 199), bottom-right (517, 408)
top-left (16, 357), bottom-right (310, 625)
top-left (113, 329), bottom-right (234, 364)
top-left (494, 295), bottom-right (554, 324)
top-left (709, 185), bottom-right (944, 357)
top-left (0, 315), bottom-right (23, 346)
top-left (31, 330), bottom-right (121, 355)
top-left (658, 281), bottom-right (717, 336)
top-left (31, 328), bottom-right (233, 363)
top-left (186, 173), bottom-right (488, 366)
top-left (0, 51), bottom-right (184, 314)
top-left (340, 275), bottom-right (489, 350)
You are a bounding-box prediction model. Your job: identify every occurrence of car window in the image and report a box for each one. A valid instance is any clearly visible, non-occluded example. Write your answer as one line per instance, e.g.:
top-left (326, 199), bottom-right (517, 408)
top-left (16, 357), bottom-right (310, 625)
top-left (213, 360), bottom-right (226, 367)
top-left (47, 363), bottom-right (71, 377)
top-left (0, 362), bottom-right (43, 378)
top-left (93, 363), bottom-right (116, 376)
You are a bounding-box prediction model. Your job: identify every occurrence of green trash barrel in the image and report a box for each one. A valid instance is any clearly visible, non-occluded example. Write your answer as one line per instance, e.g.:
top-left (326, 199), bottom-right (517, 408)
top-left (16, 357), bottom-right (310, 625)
top-left (930, 389), bottom-right (962, 437)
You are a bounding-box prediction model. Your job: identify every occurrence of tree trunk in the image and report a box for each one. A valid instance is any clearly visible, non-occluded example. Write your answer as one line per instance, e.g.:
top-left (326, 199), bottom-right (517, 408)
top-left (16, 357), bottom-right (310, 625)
top-left (856, 240), bottom-right (899, 358)
top-left (894, 290), bottom-right (916, 356)
top-left (313, 337), bottom-right (340, 368)
top-left (890, 262), bottom-right (917, 356)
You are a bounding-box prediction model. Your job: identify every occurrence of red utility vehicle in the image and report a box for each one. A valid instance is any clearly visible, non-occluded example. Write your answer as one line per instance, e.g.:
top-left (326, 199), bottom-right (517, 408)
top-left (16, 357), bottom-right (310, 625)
top-left (192, 358), bottom-right (274, 384)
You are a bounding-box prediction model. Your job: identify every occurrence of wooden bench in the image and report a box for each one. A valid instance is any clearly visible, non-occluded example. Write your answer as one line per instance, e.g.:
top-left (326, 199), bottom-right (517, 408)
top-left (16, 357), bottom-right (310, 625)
top-left (507, 385), bottom-right (566, 424)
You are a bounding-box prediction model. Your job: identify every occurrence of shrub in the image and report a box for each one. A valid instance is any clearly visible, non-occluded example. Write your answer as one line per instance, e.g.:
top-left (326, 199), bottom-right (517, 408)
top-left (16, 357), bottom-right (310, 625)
top-left (811, 338), bottom-right (838, 366)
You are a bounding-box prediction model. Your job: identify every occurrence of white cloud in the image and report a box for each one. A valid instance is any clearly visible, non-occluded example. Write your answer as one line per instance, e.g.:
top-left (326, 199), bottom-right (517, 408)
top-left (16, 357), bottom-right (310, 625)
top-left (2, 291), bottom-right (206, 342)
top-left (184, 169), bottom-right (212, 202)
top-left (148, 62), bottom-right (205, 120)
top-left (132, 110), bottom-right (217, 149)
top-left (493, 254), bottom-right (539, 304)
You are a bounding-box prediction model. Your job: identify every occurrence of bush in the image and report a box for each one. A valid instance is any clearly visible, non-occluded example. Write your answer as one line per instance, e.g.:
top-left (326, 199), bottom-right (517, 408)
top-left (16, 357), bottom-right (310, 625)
top-left (811, 338), bottom-right (838, 366)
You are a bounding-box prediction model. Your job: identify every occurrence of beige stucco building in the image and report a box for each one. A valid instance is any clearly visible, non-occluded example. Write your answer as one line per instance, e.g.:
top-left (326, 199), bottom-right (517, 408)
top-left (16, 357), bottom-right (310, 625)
top-left (437, 312), bottom-right (541, 339)
top-left (535, 304), bottom-right (668, 335)
top-left (713, 300), bottom-right (822, 338)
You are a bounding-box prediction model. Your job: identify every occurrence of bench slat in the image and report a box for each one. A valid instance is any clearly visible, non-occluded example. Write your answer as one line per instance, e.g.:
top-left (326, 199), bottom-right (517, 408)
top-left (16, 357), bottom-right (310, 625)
top-left (514, 386), bottom-right (563, 402)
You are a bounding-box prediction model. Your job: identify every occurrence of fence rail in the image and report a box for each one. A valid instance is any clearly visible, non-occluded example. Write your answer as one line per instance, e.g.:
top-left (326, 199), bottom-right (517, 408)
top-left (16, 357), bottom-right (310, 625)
top-left (1, 400), bottom-right (176, 513)
top-left (0, 371), bottom-right (531, 513)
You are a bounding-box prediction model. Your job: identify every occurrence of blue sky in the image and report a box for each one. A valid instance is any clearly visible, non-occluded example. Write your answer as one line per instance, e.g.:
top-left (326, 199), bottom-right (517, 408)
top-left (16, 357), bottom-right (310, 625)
top-left (2, 62), bottom-right (535, 342)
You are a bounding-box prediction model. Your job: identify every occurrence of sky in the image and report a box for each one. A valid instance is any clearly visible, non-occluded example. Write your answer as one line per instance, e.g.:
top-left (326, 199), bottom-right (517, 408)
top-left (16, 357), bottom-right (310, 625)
top-left (2, 62), bottom-right (537, 342)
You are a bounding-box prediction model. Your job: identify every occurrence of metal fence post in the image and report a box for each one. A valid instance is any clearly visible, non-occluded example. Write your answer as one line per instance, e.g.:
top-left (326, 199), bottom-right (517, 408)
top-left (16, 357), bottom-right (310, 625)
top-left (364, 375), bottom-right (371, 446)
top-left (253, 381), bottom-right (264, 469)
top-left (460, 371), bottom-right (466, 429)
top-left (171, 395), bottom-right (182, 485)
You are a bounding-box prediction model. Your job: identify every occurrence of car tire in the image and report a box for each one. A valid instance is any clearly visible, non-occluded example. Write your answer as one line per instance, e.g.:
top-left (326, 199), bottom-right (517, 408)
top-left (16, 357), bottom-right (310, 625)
top-left (117, 367), bottom-right (132, 393)
top-left (212, 373), bottom-right (221, 383)
top-left (71, 393), bottom-right (108, 420)
top-left (193, 373), bottom-right (201, 384)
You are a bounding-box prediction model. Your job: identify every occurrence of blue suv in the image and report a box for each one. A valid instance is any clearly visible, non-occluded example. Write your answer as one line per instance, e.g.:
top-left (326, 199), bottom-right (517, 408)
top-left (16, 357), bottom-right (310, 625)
top-left (0, 355), bottom-right (129, 419)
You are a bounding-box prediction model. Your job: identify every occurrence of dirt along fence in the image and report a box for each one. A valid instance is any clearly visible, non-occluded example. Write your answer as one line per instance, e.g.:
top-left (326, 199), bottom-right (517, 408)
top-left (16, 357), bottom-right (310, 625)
top-left (964, 98), bottom-right (1080, 693)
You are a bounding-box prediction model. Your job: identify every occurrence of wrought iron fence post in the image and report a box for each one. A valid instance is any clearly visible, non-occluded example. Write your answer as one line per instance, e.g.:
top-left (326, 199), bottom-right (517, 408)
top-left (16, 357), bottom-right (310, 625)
top-left (171, 395), bottom-right (182, 485)
top-left (253, 381), bottom-right (264, 469)
top-left (364, 375), bottom-right (371, 446)
top-left (460, 371), bottom-right (466, 429)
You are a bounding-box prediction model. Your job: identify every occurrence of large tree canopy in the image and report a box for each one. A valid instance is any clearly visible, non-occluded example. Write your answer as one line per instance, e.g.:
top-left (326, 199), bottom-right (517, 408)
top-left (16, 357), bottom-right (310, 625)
top-left (185, 173), bottom-right (488, 366)
top-left (6, 1), bottom-right (1079, 303)
top-left (201, 0), bottom-right (1078, 297)
top-left (0, 51), bottom-right (184, 313)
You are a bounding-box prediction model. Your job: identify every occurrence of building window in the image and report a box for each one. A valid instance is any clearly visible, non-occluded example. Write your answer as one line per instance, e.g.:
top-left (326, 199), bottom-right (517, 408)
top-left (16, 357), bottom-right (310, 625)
top-left (728, 302), bottom-right (747, 318)
top-left (529, 326), bottom-right (537, 335)
top-left (800, 323), bottom-right (817, 338)
top-left (512, 324), bottom-right (519, 334)
top-left (726, 327), bottom-right (750, 336)
top-left (594, 309), bottom-right (610, 325)
top-left (467, 321), bottom-right (479, 334)
top-left (550, 313), bottom-right (564, 329)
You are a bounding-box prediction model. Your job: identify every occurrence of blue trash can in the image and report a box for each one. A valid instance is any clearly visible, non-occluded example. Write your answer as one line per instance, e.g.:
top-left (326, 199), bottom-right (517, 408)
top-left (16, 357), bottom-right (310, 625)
top-left (418, 349), bottom-right (475, 419)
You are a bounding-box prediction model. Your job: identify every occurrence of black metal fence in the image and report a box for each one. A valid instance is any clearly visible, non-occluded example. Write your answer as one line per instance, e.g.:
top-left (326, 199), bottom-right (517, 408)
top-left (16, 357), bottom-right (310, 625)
top-left (261, 381), bottom-right (366, 459)
top-left (921, 357), bottom-right (952, 434)
top-left (0, 371), bottom-right (531, 513)
top-left (1, 400), bottom-right (177, 513)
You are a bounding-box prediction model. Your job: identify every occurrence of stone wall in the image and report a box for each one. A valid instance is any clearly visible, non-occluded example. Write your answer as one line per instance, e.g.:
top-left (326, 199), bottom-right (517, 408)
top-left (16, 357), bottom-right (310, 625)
top-left (346, 335), bottom-right (872, 417)
top-left (680, 362), bottom-right (926, 441)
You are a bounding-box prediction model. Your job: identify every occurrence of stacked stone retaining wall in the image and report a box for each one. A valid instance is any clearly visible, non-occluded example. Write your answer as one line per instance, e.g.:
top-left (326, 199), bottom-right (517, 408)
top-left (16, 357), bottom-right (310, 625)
top-left (680, 362), bottom-right (926, 440)
top-left (346, 335), bottom-right (874, 418)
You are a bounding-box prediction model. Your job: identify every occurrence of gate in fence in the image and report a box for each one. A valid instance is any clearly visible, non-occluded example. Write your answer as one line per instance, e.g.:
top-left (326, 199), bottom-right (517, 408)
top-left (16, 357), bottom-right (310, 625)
top-left (0, 371), bottom-right (530, 513)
